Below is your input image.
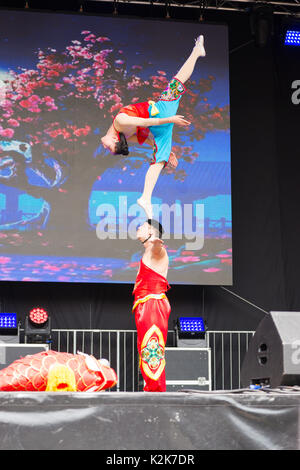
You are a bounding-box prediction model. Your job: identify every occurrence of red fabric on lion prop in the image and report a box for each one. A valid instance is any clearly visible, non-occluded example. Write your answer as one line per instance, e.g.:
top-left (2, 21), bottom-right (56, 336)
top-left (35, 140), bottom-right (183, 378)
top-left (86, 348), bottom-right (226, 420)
top-left (0, 350), bottom-right (117, 392)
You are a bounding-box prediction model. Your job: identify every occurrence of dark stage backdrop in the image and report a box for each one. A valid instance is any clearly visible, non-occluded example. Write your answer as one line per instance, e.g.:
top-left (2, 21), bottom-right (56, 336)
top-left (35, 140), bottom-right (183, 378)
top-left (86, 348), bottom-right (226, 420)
top-left (0, 8), bottom-right (299, 334)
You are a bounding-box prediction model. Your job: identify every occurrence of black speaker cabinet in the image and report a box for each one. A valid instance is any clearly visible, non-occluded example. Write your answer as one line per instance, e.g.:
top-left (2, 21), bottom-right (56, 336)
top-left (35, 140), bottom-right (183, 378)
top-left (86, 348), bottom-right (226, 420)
top-left (241, 311), bottom-right (300, 388)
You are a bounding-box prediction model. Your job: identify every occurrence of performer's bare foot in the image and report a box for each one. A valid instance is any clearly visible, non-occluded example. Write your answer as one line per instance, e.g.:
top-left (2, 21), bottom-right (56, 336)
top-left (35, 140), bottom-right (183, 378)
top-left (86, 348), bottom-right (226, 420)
top-left (137, 197), bottom-right (153, 219)
top-left (193, 35), bottom-right (206, 57)
top-left (166, 152), bottom-right (178, 170)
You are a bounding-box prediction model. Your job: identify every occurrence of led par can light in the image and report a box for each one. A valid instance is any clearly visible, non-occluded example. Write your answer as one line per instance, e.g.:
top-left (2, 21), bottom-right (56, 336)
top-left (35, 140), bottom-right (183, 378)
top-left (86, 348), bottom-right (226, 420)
top-left (0, 313), bottom-right (18, 336)
top-left (285, 30), bottom-right (300, 46)
top-left (25, 307), bottom-right (51, 344)
top-left (177, 317), bottom-right (206, 339)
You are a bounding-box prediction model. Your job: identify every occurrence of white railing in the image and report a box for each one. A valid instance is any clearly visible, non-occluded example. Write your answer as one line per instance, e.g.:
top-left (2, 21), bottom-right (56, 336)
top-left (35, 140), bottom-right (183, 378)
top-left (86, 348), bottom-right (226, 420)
top-left (34, 329), bottom-right (254, 391)
top-left (207, 330), bottom-right (255, 390)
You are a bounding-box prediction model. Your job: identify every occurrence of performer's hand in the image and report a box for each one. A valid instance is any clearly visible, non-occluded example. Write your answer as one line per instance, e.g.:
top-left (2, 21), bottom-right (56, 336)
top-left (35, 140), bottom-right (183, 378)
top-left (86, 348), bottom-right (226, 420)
top-left (150, 238), bottom-right (164, 246)
top-left (150, 238), bottom-right (165, 257)
top-left (169, 115), bottom-right (191, 127)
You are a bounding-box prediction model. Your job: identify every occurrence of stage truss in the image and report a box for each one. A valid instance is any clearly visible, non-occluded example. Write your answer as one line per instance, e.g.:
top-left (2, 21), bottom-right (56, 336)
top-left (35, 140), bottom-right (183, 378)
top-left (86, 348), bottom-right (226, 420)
top-left (89, 0), bottom-right (300, 17)
top-left (2, 0), bottom-right (300, 17)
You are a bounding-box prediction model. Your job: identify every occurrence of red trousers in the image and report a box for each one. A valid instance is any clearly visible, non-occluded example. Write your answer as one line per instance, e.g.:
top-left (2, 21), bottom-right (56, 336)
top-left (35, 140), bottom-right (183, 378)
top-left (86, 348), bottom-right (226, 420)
top-left (134, 296), bottom-right (171, 392)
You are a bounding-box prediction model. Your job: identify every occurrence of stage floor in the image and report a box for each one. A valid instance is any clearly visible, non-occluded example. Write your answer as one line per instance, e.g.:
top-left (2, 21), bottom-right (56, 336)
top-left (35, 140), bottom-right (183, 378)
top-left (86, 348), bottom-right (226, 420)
top-left (0, 389), bottom-right (299, 450)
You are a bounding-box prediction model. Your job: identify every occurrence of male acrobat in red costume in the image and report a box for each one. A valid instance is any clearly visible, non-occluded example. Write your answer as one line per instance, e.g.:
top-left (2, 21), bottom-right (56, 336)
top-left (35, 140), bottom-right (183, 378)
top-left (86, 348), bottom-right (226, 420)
top-left (133, 219), bottom-right (170, 392)
top-left (101, 35), bottom-right (206, 219)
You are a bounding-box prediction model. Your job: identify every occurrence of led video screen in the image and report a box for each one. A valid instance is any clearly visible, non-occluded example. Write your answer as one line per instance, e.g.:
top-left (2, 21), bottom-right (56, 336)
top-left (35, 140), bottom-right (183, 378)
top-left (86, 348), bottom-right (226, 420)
top-left (0, 9), bottom-right (232, 284)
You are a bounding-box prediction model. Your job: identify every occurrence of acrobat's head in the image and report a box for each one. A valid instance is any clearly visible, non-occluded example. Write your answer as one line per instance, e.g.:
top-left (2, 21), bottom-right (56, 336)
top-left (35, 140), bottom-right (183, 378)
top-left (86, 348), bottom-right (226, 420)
top-left (101, 132), bottom-right (129, 156)
top-left (115, 133), bottom-right (129, 155)
top-left (136, 219), bottom-right (164, 244)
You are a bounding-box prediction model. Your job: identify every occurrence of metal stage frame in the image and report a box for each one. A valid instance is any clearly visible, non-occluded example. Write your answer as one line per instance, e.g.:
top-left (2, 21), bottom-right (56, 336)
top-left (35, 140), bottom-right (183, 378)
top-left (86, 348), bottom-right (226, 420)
top-left (20, 328), bottom-right (255, 392)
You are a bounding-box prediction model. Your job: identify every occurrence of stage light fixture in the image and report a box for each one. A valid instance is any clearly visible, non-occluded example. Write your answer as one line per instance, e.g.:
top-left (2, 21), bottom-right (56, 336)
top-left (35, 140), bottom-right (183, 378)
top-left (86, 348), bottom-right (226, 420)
top-left (0, 313), bottom-right (20, 343)
top-left (285, 30), bottom-right (300, 46)
top-left (25, 307), bottom-right (51, 344)
top-left (177, 317), bottom-right (206, 339)
top-left (29, 307), bottom-right (48, 325)
top-left (0, 313), bottom-right (18, 336)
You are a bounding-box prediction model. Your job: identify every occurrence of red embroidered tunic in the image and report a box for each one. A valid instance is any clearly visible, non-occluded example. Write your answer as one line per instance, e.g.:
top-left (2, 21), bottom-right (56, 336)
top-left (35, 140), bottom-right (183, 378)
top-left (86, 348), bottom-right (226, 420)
top-left (113, 102), bottom-right (150, 145)
top-left (132, 259), bottom-right (170, 310)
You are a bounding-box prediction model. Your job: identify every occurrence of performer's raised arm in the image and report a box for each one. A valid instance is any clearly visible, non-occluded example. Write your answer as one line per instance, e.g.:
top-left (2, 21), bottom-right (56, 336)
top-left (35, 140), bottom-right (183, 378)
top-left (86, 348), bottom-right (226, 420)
top-left (114, 113), bottom-right (190, 131)
top-left (149, 238), bottom-right (166, 259)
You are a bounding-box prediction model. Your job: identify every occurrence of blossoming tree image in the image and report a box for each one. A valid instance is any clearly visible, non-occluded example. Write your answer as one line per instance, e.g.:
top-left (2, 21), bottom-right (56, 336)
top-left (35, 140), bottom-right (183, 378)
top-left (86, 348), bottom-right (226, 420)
top-left (0, 11), bottom-right (231, 283)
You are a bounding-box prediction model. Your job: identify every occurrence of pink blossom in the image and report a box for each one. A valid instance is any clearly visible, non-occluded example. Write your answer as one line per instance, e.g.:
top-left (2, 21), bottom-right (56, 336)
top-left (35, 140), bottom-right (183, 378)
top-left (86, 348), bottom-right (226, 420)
top-left (174, 256), bottom-right (200, 263)
top-left (104, 269), bottom-right (113, 277)
top-left (7, 119), bottom-right (19, 127)
top-left (43, 264), bottom-right (60, 271)
top-left (63, 77), bottom-right (74, 84)
top-left (96, 37), bottom-right (110, 42)
top-left (84, 34), bottom-right (96, 42)
top-left (28, 107), bottom-right (41, 113)
top-left (221, 259), bottom-right (232, 265)
top-left (0, 128), bottom-right (14, 138)
top-left (43, 96), bottom-right (54, 103)
top-left (19, 99), bottom-right (31, 108)
top-left (0, 256), bottom-right (11, 264)
top-left (95, 69), bottom-right (104, 77)
top-left (203, 268), bottom-right (221, 273)
top-left (129, 262), bottom-right (139, 268)
top-left (28, 94), bottom-right (41, 104)
top-left (73, 125), bottom-right (91, 137)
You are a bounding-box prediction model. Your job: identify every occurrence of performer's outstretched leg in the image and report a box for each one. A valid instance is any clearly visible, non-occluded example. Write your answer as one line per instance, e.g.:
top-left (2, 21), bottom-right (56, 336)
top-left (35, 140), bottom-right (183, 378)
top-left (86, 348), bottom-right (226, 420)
top-left (175, 35), bottom-right (206, 84)
top-left (137, 162), bottom-right (164, 219)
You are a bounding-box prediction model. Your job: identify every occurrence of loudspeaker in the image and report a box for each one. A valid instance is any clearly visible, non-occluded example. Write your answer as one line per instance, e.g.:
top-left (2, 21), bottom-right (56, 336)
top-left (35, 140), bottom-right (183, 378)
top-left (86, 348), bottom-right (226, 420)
top-left (241, 311), bottom-right (300, 388)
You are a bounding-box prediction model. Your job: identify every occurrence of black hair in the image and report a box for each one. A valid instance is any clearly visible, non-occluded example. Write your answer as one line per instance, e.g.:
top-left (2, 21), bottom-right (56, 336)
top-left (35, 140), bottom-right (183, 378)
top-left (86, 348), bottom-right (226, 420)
top-left (114, 132), bottom-right (129, 155)
top-left (147, 219), bottom-right (164, 238)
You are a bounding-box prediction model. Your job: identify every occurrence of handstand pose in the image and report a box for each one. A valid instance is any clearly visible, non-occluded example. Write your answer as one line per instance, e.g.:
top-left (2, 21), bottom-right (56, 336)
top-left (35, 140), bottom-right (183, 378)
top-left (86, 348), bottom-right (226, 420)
top-left (101, 35), bottom-right (206, 218)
